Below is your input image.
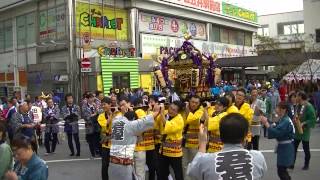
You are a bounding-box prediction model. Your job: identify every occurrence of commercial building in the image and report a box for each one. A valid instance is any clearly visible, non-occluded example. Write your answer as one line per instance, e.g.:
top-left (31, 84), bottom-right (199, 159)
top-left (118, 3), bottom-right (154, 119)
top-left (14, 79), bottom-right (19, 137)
top-left (255, 10), bottom-right (305, 79)
top-left (253, 1), bottom-right (320, 80)
top-left (303, 0), bottom-right (320, 49)
top-left (0, 0), bottom-right (259, 98)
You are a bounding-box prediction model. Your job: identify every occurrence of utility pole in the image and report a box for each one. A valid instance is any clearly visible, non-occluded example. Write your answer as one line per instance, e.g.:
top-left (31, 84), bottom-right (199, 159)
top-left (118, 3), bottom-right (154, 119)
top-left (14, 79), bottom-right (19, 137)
top-left (13, 18), bottom-right (19, 88)
top-left (67, 0), bottom-right (80, 102)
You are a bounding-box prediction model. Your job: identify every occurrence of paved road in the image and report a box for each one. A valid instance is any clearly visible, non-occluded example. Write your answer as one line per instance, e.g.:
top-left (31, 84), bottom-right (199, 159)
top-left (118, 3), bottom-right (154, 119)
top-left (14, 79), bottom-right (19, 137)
top-left (39, 126), bottom-right (320, 180)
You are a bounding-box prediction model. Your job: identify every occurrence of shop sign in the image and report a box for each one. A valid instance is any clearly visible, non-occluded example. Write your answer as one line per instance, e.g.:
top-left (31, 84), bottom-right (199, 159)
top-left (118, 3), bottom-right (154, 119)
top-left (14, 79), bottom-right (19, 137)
top-left (160, 0), bottom-right (222, 14)
top-left (76, 2), bottom-right (128, 41)
top-left (53, 74), bottom-right (69, 82)
top-left (222, 2), bottom-right (257, 23)
top-left (139, 12), bottom-right (207, 40)
top-left (82, 32), bottom-right (92, 52)
top-left (81, 68), bottom-right (92, 73)
top-left (97, 45), bottom-right (136, 57)
top-left (141, 33), bottom-right (255, 60)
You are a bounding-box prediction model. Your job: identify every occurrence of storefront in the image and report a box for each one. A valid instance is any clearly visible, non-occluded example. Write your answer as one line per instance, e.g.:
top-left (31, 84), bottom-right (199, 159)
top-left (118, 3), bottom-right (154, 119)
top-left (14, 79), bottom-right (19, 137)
top-left (100, 58), bottom-right (139, 94)
top-left (135, 1), bottom-right (259, 84)
top-left (75, 0), bottom-right (131, 94)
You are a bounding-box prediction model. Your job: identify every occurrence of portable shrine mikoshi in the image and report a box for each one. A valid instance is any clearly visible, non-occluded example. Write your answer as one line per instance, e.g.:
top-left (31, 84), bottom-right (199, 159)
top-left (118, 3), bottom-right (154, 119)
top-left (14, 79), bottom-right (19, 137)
top-left (154, 34), bottom-right (222, 99)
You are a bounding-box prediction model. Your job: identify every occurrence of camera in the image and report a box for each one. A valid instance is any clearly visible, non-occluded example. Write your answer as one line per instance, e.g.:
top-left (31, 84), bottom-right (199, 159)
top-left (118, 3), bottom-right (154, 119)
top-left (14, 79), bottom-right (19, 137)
top-left (158, 97), bottom-right (166, 104)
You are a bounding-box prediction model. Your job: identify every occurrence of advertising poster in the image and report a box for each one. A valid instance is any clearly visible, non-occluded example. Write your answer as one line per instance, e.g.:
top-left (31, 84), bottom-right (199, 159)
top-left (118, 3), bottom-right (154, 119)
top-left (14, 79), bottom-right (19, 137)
top-left (76, 2), bottom-right (128, 41)
top-left (141, 33), bottom-right (255, 60)
top-left (56, 5), bottom-right (66, 40)
top-left (39, 11), bottom-right (48, 41)
top-left (139, 12), bottom-right (207, 40)
top-left (47, 8), bottom-right (57, 40)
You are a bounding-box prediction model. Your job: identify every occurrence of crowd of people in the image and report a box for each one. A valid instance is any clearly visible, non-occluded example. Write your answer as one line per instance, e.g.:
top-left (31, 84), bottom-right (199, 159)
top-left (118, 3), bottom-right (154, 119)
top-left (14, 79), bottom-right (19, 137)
top-left (0, 80), bottom-right (318, 180)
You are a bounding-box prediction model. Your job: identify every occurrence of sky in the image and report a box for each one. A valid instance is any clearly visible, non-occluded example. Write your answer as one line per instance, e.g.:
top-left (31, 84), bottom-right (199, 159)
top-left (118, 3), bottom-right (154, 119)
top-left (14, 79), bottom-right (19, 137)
top-left (226, 0), bottom-right (303, 15)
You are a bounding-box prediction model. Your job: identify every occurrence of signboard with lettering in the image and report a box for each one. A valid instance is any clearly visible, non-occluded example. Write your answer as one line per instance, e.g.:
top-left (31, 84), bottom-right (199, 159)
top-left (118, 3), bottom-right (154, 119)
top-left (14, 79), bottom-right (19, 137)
top-left (222, 2), bottom-right (257, 23)
top-left (97, 45), bottom-right (135, 57)
top-left (157, 0), bottom-right (257, 23)
top-left (139, 12), bottom-right (207, 40)
top-left (141, 33), bottom-right (255, 60)
top-left (76, 2), bottom-right (128, 41)
top-left (161, 0), bottom-right (222, 14)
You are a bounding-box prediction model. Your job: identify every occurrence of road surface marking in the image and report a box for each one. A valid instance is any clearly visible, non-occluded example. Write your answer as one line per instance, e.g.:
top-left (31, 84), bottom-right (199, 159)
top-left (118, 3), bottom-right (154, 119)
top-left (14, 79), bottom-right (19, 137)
top-left (46, 158), bottom-right (101, 163)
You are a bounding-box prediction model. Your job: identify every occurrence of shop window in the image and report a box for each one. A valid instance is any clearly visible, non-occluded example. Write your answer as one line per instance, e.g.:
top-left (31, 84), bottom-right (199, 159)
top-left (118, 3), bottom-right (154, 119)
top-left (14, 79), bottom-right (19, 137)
top-left (17, 13), bottom-right (36, 47)
top-left (17, 15), bottom-right (26, 47)
top-left (237, 31), bottom-right (244, 45)
top-left (0, 22), bottom-right (4, 52)
top-left (211, 25), bottom-right (220, 42)
top-left (244, 32), bottom-right (252, 46)
top-left (56, 0), bottom-right (66, 5)
top-left (4, 20), bottom-right (13, 51)
top-left (229, 29), bottom-right (237, 45)
top-left (39, 3), bottom-right (66, 42)
top-left (220, 28), bottom-right (229, 44)
top-left (26, 13), bottom-right (36, 44)
top-left (112, 72), bottom-right (130, 89)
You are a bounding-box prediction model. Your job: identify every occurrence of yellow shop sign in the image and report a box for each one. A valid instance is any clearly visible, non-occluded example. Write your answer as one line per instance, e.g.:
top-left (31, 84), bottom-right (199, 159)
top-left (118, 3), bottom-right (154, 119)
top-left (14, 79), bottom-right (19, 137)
top-left (76, 2), bottom-right (128, 41)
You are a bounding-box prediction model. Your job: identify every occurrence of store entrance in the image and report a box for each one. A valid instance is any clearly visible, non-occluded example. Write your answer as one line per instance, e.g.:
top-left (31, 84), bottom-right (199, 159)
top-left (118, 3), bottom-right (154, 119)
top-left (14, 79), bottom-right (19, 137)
top-left (112, 72), bottom-right (130, 89)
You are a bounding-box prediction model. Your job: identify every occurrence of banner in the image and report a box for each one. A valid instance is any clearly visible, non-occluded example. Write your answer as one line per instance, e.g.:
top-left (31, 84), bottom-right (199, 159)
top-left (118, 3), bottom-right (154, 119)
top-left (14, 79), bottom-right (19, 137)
top-left (153, 0), bottom-right (257, 23)
top-left (56, 5), bottom-right (66, 40)
top-left (141, 33), bottom-right (255, 60)
top-left (39, 11), bottom-right (48, 40)
top-left (161, 0), bottom-right (222, 14)
top-left (47, 8), bottom-right (56, 40)
top-left (76, 2), bottom-right (128, 41)
top-left (39, 5), bottom-right (67, 41)
top-left (222, 2), bottom-right (257, 23)
top-left (139, 12), bottom-right (207, 40)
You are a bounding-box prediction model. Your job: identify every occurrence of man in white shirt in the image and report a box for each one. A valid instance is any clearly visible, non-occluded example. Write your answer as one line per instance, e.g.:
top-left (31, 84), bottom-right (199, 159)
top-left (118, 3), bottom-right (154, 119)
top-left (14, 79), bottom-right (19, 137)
top-left (187, 113), bottom-right (267, 180)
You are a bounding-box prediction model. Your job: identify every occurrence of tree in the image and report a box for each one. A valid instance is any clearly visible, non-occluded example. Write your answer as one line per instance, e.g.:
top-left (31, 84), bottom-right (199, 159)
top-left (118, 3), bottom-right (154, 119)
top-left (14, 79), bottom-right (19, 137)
top-left (255, 33), bottom-right (320, 81)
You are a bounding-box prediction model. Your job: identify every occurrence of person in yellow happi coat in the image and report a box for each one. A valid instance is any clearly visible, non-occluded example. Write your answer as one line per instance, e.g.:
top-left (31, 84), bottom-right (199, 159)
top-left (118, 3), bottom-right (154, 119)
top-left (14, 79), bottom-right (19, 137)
top-left (132, 98), bottom-right (155, 180)
top-left (235, 88), bottom-right (254, 146)
top-left (183, 95), bottom-right (204, 180)
top-left (224, 92), bottom-right (239, 114)
top-left (158, 101), bottom-right (185, 180)
top-left (97, 97), bottom-right (114, 180)
top-left (206, 97), bottom-right (229, 153)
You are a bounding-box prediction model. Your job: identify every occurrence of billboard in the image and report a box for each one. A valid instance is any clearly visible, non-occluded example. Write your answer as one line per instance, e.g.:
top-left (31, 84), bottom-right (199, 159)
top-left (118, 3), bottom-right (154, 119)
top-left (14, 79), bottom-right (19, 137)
top-left (76, 2), bottom-right (128, 41)
top-left (139, 12), bottom-right (207, 40)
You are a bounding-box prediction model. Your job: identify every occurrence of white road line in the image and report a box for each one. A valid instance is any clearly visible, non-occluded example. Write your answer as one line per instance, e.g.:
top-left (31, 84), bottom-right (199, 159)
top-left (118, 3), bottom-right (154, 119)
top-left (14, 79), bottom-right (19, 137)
top-left (46, 158), bottom-right (101, 163)
top-left (45, 149), bottom-right (320, 163)
top-left (261, 149), bottom-right (320, 153)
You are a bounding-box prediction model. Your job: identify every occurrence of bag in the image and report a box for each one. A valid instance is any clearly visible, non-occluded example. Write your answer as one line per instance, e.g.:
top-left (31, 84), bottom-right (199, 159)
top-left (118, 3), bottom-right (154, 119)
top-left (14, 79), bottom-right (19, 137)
top-left (64, 122), bottom-right (72, 133)
top-left (91, 114), bottom-right (101, 133)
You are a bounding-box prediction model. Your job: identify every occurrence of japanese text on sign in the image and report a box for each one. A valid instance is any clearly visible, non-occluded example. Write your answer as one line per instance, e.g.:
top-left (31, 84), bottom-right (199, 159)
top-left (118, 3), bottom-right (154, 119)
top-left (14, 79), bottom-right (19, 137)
top-left (139, 12), bottom-right (207, 40)
top-left (222, 2), bottom-right (257, 23)
top-left (161, 0), bottom-right (222, 14)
